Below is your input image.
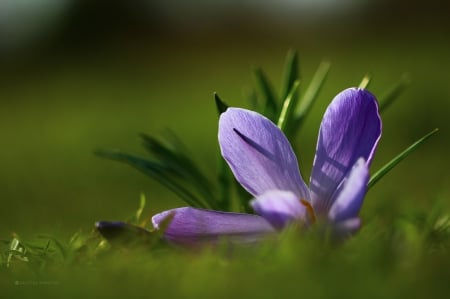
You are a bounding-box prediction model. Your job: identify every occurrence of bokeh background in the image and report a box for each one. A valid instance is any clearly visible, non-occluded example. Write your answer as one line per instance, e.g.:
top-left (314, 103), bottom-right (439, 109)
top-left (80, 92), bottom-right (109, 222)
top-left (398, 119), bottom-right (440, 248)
top-left (1, 0), bottom-right (449, 239)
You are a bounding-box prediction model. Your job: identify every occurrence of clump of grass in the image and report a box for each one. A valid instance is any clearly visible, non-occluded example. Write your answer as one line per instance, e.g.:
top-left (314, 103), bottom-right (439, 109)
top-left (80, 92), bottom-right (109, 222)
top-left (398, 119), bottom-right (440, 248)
top-left (1, 201), bottom-right (449, 297)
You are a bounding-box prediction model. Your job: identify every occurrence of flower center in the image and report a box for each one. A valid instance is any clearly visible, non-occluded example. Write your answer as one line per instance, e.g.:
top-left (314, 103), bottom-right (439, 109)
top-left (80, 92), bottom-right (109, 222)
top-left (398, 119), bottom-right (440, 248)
top-left (300, 199), bottom-right (316, 224)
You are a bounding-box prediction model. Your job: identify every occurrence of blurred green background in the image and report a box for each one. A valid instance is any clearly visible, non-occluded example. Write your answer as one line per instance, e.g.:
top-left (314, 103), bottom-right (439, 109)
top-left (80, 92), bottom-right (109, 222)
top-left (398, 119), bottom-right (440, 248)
top-left (0, 0), bottom-right (449, 240)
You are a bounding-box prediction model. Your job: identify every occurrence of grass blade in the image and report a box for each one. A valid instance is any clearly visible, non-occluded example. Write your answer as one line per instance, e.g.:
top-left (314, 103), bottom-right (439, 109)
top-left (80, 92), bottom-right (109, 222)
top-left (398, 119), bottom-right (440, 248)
top-left (95, 150), bottom-right (208, 208)
top-left (379, 74), bottom-right (410, 112)
top-left (135, 193), bottom-right (146, 224)
top-left (292, 60), bottom-right (331, 132)
top-left (217, 157), bottom-right (232, 211)
top-left (139, 134), bottom-right (216, 204)
top-left (358, 73), bottom-right (372, 89)
top-left (37, 235), bottom-right (68, 260)
top-left (214, 92), bottom-right (229, 115)
top-left (214, 93), bottom-right (233, 210)
top-left (277, 80), bottom-right (300, 132)
top-left (368, 128), bottom-right (439, 189)
top-left (280, 49), bottom-right (299, 102)
top-left (253, 67), bottom-right (278, 120)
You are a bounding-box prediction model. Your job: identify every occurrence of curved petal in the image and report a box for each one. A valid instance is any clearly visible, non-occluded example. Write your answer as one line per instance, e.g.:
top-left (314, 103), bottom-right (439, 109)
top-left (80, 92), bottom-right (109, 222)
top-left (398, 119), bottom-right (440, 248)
top-left (219, 108), bottom-right (309, 200)
top-left (328, 158), bottom-right (369, 222)
top-left (331, 217), bottom-right (362, 237)
top-left (152, 207), bottom-right (275, 246)
top-left (250, 190), bottom-right (308, 230)
top-left (310, 88), bottom-right (381, 213)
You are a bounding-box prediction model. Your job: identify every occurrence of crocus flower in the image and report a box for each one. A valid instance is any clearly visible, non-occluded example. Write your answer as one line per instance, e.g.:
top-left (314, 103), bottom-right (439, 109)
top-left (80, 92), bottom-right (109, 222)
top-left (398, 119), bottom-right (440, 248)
top-left (151, 87), bottom-right (382, 245)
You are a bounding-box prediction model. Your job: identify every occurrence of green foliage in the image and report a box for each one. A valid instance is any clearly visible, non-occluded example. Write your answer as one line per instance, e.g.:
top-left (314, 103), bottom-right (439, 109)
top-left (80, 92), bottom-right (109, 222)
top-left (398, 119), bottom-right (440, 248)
top-left (358, 73), bottom-right (372, 89)
top-left (214, 93), bottom-right (229, 115)
top-left (290, 60), bottom-right (331, 138)
top-left (369, 128), bottom-right (439, 189)
top-left (276, 80), bottom-right (300, 131)
top-left (95, 50), bottom-right (436, 214)
top-left (253, 67), bottom-right (279, 121)
top-left (95, 149), bottom-right (210, 209)
top-left (379, 74), bottom-right (410, 112)
top-left (2, 201), bottom-right (449, 297)
top-left (280, 49), bottom-right (300, 106)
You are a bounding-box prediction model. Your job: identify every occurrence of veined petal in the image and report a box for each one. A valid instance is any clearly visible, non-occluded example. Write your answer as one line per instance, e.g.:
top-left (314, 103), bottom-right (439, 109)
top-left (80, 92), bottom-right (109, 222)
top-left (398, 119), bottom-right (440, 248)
top-left (328, 158), bottom-right (369, 222)
top-left (310, 88), bottom-right (381, 213)
top-left (152, 207), bottom-right (275, 246)
top-left (219, 108), bottom-right (309, 200)
top-left (250, 190), bottom-right (308, 230)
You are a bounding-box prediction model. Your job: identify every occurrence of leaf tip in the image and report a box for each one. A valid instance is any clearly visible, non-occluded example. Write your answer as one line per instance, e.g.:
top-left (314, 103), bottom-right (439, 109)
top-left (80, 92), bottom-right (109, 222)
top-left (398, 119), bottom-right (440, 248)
top-left (214, 92), bottom-right (229, 115)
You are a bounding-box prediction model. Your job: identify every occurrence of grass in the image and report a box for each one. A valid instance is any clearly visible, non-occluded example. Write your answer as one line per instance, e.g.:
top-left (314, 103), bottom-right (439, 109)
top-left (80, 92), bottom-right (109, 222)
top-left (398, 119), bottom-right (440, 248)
top-left (1, 29), bottom-right (450, 297)
top-left (2, 202), bottom-right (450, 298)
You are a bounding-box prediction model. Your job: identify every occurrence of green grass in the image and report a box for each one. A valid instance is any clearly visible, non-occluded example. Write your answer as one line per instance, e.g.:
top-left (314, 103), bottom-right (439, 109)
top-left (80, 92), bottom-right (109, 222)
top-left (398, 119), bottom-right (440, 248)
top-left (1, 29), bottom-right (450, 297)
top-left (2, 203), bottom-right (450, 298)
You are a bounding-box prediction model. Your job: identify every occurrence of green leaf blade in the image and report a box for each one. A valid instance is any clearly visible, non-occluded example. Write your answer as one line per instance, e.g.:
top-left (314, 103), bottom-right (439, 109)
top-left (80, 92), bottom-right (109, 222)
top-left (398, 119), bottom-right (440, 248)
top-left (214, 92), bottom-right (229, 115)
top-left (379, 74), bottom-right (411, 112)
top-left (139, 134), bottom-right (216, 204)
top-left (292, 60), bottom-right (331, 134)
top-left (95, 150), bottom-right (209, 209)
top-left (281, 49), bottom-right (299, 102)
top-left (277, 80), bottom-right (300, 132)
top-left (253, 67), bottom-right (278, 120)
top-left (368, 128), bottom-right (439, 189)
top-left (216, 157), bottom-right (232, 211)
top-left (358, 73), bottom-right (372, 89)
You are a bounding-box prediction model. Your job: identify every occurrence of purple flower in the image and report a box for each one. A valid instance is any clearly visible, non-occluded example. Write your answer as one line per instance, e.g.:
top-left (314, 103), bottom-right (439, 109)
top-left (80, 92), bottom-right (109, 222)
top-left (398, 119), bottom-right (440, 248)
top-left (152, 88), bottom-right (382, 245)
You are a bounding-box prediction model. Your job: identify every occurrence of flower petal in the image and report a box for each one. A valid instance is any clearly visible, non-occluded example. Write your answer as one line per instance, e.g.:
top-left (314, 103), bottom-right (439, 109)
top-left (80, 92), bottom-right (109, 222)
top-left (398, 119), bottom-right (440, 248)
top-left (328, 158), bottom-right (369, 222)
top-left (310, 88), bottom-right (381, 213)
top-left (219, 108), bottom-right (309, 200)
top-left (250, 190), bottom-right (308, 230)
top-left (332, 217), bottom-right (362, 237)
top-left (152, 207), bottom-right (275, 246)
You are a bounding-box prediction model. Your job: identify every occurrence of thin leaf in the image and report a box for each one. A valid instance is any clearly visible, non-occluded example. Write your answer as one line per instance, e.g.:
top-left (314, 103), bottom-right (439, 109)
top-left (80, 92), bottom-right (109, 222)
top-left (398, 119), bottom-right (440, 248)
top-left (214, 92), bottom-right (229, 115)
top-left (277, 80), bottom-right (300, 132)
top-left (292, 60), bottom-right (331, 132)
top-left (139, 134), bottom-right (216, 203)
top-left (281, 49), bottom-right (299, 102)
top-left (37, 235), bottom-right (68, 259)
top-left (235, 180), bottom-right (253, 214)
top-left (253, 67), bottom-right (278, 120)
top-left (7, 238), bottom-right (21, 267)
top-left (368, 128), bottom-right (439, 189)
top-left (217, 156), bottom-right (232, 211)
top-left (95, 150), bottom-right (208, 208)
top-left (214, 93), bottom-right (233, 209)
top-left (135, 193), bottom-right (146, 224)
top-left (244, 87), bottom-right (259, 111)
top-left (358, 73), bottom-right (372, 89)
top-left (379, 74), bottom-right (410, 112)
